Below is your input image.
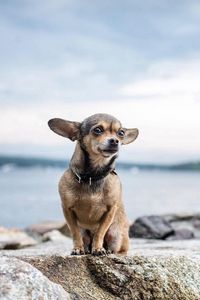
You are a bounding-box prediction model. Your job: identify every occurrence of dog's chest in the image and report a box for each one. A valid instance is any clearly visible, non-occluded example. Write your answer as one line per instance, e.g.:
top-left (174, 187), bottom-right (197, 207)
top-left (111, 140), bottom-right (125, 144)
top-left (72, 189), bottom-right (107, 224)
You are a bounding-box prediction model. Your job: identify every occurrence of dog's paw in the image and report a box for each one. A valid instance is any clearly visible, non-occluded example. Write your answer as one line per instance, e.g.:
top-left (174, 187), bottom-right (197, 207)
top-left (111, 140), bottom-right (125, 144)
top-left (106, 249), bottom-right (114, 255)
top-left (92, 247), bottom-right (107, 256)
top-left (71, 248), bottom-right (85, 255)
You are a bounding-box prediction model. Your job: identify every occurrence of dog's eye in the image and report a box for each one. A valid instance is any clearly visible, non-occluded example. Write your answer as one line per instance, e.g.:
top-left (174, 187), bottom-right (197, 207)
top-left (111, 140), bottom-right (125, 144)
top-left (93, 127), bottom-right (104, 135)
top-left (117, 129), bottom-right (125, 137)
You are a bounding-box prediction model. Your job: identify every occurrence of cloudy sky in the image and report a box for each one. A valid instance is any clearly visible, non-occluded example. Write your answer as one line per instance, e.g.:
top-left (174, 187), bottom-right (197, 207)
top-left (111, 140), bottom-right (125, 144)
top-left (1, 0), bottom-right (200, 163)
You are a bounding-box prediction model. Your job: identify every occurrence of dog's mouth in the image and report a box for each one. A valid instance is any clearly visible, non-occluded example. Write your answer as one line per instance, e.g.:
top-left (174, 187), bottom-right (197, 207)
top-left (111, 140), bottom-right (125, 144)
top-left (103, 149), bottom-right (118, 154)
top-left (98, 147), bottom-right (118, 157)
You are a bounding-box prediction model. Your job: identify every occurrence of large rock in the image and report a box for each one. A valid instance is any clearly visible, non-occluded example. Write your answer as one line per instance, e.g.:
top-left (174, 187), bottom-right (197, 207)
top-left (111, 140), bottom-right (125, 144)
top-left (166, 228), bottom-right (194, 240)
top-left (164, 213), bottom-right (200, 239)
top-left (2, 238), bottom-right (200, 299)
top-left (130, 214), bottom-right (200, 240)
top-left (129, 215), bottom-right (174, 239)
top-left (0, 256), bottom-right (71, 300)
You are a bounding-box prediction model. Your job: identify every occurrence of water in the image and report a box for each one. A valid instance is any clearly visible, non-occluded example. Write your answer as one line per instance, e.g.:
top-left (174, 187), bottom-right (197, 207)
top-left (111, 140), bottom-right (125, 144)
top-left (0, 167), bottom-right (199, 228)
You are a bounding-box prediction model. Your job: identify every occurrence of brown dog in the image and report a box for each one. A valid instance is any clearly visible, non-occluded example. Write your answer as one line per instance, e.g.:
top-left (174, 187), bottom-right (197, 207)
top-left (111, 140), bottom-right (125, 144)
top-left (48, 113), bottom-right (138, 255)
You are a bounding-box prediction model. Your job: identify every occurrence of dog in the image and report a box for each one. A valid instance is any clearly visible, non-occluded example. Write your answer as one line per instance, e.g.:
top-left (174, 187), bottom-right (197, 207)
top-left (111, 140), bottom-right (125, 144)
top-left (48, 113), bottom-right (139, 255)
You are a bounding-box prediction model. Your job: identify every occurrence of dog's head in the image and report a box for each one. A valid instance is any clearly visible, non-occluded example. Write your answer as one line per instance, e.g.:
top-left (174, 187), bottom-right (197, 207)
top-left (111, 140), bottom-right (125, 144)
top-left (48, 113), bottom-right (139, 158)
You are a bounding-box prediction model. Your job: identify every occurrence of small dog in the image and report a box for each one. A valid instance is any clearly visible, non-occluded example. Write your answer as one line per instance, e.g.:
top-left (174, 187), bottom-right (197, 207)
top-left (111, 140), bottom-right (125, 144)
top-left (48, 113), bottom-right (138, 255)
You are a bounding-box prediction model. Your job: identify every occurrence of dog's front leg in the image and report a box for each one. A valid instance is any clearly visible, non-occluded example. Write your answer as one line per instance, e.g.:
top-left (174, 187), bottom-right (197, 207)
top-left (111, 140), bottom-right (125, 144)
top-left (63, 207), bottom-right (84, 255)
top-left (92, 205), bottom-right (117, 256)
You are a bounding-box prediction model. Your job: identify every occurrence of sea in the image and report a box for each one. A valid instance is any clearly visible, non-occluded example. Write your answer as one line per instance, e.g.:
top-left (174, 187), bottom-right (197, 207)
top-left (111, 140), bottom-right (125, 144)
top-left (0, 165), bottom-right (200, 228)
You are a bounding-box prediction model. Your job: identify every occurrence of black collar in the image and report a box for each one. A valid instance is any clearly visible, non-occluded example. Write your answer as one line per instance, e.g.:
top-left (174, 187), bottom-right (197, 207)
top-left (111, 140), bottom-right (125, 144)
top-left (71, 167), bottom-right (117, 186)
top-left (71, 145), bottom-right (117, 185)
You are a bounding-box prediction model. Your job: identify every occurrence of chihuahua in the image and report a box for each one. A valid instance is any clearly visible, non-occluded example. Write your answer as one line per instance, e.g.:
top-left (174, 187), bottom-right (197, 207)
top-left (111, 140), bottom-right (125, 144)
top-left (48, 113), bottom-right (138, 255)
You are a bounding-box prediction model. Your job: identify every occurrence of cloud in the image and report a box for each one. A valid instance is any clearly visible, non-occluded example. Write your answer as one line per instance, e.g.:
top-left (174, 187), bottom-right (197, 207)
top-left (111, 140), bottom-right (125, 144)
top-left (119, 59), bottom-right (200, 99)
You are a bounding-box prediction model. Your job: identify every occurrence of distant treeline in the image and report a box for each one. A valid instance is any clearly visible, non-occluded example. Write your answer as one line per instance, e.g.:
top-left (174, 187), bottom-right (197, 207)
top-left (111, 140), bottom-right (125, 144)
top-left (0, 155), bottom-right (68, 168)
top-left (0, 155), bottom-right (200, 171)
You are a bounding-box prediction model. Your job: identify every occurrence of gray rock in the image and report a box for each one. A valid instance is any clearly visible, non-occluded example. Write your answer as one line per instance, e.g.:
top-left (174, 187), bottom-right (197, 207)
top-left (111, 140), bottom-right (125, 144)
top-left (26, 220), bottom-right (69, 235)
top-left (2, 239), bottom-right (200, 299)
top-left (129, 215), bottom-right (174, 239)
top-left (0, 227), bottom-right (38, 250)
top-left (164, 213), bottom-right (200, 223)
top-left (26, 221), bottom-right (72, 240)
top-left (166, 228), bottom-right (194, 240)
top-left (0, 256), bottom-right (71, 300)
top-left (1, 238), bottom-right (73, 257)
top-left (163, 213), bottom-right (200, 239)
top-left (42, 229), bottom-right (70, 242)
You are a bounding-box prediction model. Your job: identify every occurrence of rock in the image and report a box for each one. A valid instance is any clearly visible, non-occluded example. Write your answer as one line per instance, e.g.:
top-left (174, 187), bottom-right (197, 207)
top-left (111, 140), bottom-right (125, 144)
top-left (26, 221), bottom-right (71, 240)
top-left (0, 227), bottom-right (37, 250)
top-left (164, 213), bottom-right (200, 223)
top-left (26, 220), bottom-right (70, 236)
top-left (166, 228), bottom-right (194, 240)
top-left (2, 239), bottom-right (200, 299)
top-left (42, 229), bottom-right (70, 242)
top-left (86, 255), bottom-right (200, 300)
top-left (59, 223), bottom-right (72, 237)
top-left (129, 215), bottom-right (174, 239)
top-left (129, 214), bottom-right (200, 240)
top-left (164, 213), bottom-right (200, 239)
top-left (1, 239), bottom-right (73, 257)
top-left (0, 256), bottom-right (71, 300)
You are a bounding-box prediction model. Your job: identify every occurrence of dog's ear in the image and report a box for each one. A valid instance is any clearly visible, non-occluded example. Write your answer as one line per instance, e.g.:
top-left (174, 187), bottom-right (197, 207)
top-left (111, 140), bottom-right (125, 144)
top-left (121, 128), bottom-right (139, 145)
top-left (48, 118), bottom-right (81, 141)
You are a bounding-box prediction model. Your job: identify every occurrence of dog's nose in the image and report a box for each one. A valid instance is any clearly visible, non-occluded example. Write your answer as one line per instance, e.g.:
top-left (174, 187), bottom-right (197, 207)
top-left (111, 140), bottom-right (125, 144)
top-left (109, 138), bottom-right (119, 145)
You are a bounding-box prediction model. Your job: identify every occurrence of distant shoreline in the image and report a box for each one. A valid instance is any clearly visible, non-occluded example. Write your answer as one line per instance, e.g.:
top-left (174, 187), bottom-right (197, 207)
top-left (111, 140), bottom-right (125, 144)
top-left (0, 155), bottom-right (200, 171)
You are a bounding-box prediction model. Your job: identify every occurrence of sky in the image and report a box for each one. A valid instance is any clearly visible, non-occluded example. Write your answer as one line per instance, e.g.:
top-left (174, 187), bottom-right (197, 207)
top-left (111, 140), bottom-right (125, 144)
top-left (0, 0), bottom-right (200, 164)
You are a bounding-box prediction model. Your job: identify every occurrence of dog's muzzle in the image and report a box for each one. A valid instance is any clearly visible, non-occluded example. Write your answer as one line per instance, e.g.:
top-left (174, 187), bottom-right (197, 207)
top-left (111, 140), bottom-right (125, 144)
top-left (101, 138), bottom-right (119, 154)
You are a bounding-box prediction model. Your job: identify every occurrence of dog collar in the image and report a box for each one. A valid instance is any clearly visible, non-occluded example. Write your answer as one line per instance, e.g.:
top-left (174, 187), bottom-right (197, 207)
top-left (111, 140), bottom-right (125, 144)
top-left (71, 168), bottom-right (117, 186)
top-left (71, 145), bottom-right (118, 186)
